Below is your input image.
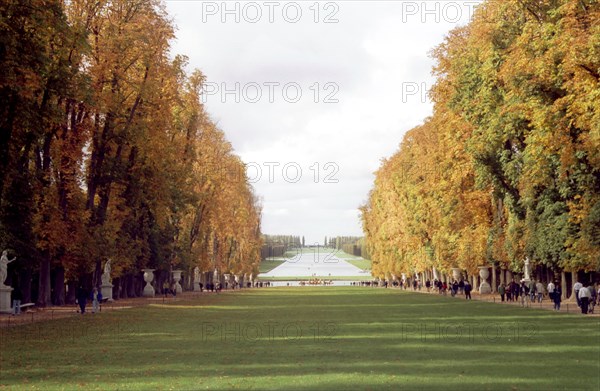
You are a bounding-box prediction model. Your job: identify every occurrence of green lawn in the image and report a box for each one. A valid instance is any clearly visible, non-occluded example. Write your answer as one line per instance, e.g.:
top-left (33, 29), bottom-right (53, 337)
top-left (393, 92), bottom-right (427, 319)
top-left (345, 258), bottom-right (371, 271)
top-left (258, 259), bottom-right (286, 273)
top-left (1, 288), bottom-right (598, 390)
top-left (256, 275), bottom-right (373, 281)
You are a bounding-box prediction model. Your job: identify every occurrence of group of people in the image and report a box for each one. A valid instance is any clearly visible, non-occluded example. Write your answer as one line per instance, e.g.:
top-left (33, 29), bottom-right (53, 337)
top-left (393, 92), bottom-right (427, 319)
top-left (497, 279), bottom-right (555, 308)
top-left (76, 286), bottom-right (102, 315)
top-left (423, 279), bottom-right (473, 299)
top-left (573, 281), bottom-right (598, 314)
top-left (495, 279), bottom-right (598, 313)
top-left (362, 274), bottom-right (598, 315)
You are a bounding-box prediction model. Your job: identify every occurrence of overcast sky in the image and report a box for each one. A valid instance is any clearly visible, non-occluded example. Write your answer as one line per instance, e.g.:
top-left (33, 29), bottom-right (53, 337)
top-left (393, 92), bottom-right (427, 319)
top-left (165, 1), bottom-right (480, 244)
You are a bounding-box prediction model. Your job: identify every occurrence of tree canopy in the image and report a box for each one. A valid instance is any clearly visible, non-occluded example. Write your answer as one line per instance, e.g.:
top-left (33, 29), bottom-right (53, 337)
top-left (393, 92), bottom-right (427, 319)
top-left (0, 0), bottom-right (262, 305)
top-left (361, 0), bottom-right (600, 280)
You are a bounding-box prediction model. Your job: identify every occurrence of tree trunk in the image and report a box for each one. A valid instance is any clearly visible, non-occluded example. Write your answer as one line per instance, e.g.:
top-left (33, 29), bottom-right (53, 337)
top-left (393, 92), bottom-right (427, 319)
top-left (36, 251), bottom-right (52, 307)
top-left (20, 269), bottom-right (32, 304)
top-left (66, 280), bottom-right (77, 304)
top-left (135, 274), bottom-right (143, 297)
top-left (561, 271), bottom-right (568, 300)
top-left (119, 277), bottom-right (128, 299)
top-left (126, 274), bottom-right (135, 297)
top-left (52, 266), bottom-right (65, 305)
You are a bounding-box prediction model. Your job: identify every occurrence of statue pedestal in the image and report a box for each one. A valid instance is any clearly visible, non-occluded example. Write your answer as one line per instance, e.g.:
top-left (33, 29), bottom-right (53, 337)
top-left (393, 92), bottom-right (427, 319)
top-left (101, 283), bottom-right (113, 302)
top-left (0, 286), bottom-right (13, 313)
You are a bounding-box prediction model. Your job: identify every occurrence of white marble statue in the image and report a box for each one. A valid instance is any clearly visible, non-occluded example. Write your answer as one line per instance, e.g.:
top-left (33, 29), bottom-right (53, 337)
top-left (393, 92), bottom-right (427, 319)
top-left (0, 250), bottom-right (16, 287)
top-left (523, 257), bottom-right (531, 281)
top-left (194, 266), bottom-right (200, 282)
top-left (101, 259), bottom-right (112, 285)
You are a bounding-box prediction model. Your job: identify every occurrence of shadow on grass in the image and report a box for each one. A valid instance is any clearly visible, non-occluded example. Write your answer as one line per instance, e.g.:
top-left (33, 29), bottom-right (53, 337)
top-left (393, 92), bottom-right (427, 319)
top-left (1, 287), bottom-right (598, 390)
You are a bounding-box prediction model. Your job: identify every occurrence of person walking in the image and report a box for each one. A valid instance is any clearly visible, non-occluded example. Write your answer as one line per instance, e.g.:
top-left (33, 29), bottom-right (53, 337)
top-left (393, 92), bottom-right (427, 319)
top-left (578, 284), bottom-right (591, 314)
top-left (498, 283), bottom-right (506, 302)
top-left (573, 280), bottom-right (583, 307)
top-left (590, 284), bottom-right (597, 314)
top-left (528, 280), bottom-right (536, 302)
top-left (535, 280), bottom-right (544, 303)
top-left (12, 285), bottom-right (22, 316)
top-left (511, 280), bottom-right (520, 302)
top-left (77, 285), bottom-right (88, 314)
top-left (163, 280), bottom-right (170, 298)
top-left (91, 287), bottom-right (101, 314)
top-left (547, 280), bottom-right (555, 302)
top-left (553, 284), bottom-right (562, 311)
top-left (520, 280), bottom-right (530, 307)
top-left (464, 280), bottom-right (472, 300)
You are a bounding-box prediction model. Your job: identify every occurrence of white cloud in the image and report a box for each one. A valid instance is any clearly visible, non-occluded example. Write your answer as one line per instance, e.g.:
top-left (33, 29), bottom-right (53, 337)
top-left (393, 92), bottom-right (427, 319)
top-left (165, 1), bottom-right (475, 244)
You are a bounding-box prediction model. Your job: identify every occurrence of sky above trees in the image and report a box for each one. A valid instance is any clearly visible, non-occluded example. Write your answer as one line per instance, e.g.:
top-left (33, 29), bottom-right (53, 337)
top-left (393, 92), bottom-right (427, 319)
top-left (165, 1), bottom-right (478, 243)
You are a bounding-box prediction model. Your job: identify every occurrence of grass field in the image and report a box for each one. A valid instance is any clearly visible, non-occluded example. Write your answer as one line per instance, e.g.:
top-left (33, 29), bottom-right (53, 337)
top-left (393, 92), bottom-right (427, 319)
top-left (258, 259), bottom-right (287, 273)
top-left (1, 288), bottom-right (598, 390)
top-left (256, 275), bottom-right (372, 281)
top-left (344, 258), bottom-right (371, 271)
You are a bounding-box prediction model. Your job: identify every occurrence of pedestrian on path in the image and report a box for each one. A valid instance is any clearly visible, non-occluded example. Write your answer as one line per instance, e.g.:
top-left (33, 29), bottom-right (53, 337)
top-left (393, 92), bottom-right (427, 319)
top-left (464, 281), bottom-right (472, 300)
top-left (511, 280), bottom-right (520, 302)
top-left (535, 281), bottom-right (544, 303)
top-left (520, 280), bottom-right (530, 307)
top-left (91, 287), bottom-right (101, 313)
top-left (12, 284), bottom-right (22, 315)
top-left (553, 284), bottom-right (562, 311)
top-left (528, 280), bottom-right (536, 302)
top-left (547, 281), bottom-right (555, 302)
top-left (498, 283), bottom-right (506, 302)
top-left (77, 285), bottom-right (88, 314)
top-left (573, 281), bottom-right (583, 307)
top-left (163, 281), bottom-right (170, 298)
top-left (578, 284), bottom-right (591, 314)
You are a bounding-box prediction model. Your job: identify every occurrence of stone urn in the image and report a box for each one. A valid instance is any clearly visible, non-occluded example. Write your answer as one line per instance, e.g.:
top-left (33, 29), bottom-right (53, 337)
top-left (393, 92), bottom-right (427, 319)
top-left (172, 270), bottom-right (183, 294)
top-left (478, 266), bottom-right (491, 294)
top-left (142, 268), bottom-right (155, 297)
top-left (452, 268), bottom-right (462, 281)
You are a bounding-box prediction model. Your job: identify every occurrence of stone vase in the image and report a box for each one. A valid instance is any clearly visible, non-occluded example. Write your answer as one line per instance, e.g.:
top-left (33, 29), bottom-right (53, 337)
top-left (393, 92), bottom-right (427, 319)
top-left (142, 268), bottom-right (155, 297)
top-left (172, 270), bottom-right (183, 293)
top-left (478, 266), bottom-right (491, 294)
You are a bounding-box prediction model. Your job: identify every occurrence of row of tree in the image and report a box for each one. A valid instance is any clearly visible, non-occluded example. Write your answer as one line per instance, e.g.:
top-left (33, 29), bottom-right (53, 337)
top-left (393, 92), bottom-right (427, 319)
top-left (0, 0), bottom-right (262, 305)
top-left (325, 236), bottom-right (370, 259)
top-left (361, 0), bottom-right (599, 280)
top-left (260, 235), bottom-right (302, 259)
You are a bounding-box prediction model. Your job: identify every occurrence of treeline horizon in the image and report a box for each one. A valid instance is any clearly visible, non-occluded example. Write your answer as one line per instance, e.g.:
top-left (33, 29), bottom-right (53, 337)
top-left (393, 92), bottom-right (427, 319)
top-left (362, 0), bottom-right (599, 280)
top-left (261, 234), bottom-right (370, 260)
top-left (0, 0), bottom-right (262, 306)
